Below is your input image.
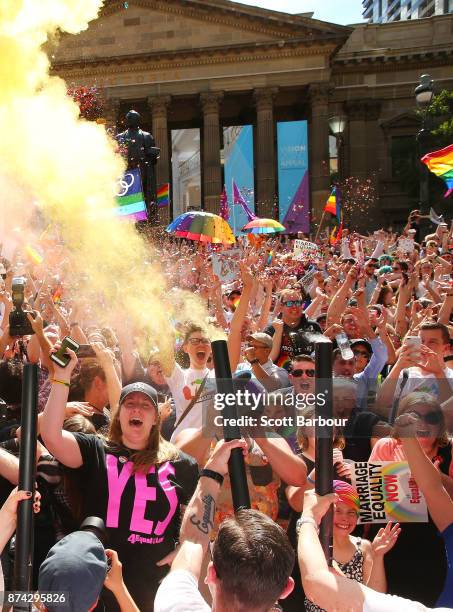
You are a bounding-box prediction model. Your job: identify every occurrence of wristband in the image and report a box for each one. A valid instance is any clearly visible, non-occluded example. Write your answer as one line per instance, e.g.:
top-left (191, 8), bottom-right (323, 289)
top-left (200, 468), bottom-right (224, 486)
top-left (296, 516), bottom-right (319, 535)
top-left (248, 359), bottom-right (259, 365)
top-left (307, 475), bottom-right (315, 484)
top-left (52, 378), bottom-right (70, 388)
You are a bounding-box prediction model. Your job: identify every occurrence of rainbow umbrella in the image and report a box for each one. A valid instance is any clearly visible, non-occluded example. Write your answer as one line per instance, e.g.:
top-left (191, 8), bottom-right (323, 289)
top-left (166, 211), bottom-right (235, 245)
top-left (242, 218), bottom-right (285, 234)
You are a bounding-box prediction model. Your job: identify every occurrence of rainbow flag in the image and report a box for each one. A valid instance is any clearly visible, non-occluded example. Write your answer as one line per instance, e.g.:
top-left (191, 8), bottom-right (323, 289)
top-left (157, 183), bottom-right (170, 208)
top-left (330, 218), bottom-right (343, 245)
top-left (24, 244), bottom-right (44, 265)
top-left (324, 186), bottom-right (341, 217)
top-left (116, 168), bottom-right (147, 221)
top-left (421, 144), bottom-right (453, 197)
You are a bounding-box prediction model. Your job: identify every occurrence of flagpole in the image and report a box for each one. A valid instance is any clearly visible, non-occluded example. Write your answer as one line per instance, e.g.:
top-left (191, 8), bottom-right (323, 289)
top-left (315, 210), bottom-right (327, 243)
top-left (232, 177), bottom-right (236, 237)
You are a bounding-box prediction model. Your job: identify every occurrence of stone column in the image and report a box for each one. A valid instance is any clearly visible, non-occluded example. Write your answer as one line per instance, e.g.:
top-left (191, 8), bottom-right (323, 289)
top-left (103, 97), bottom-right (121, 132)
top-left (148, 95), bottom-right (171, 224)
top-left (344, 99), bottom-right (382, 229)
top-left (308, 83), bottom-right (331, 228)
top-left (200, 92), bottom-right (223, 214)
top-left (254, 88), bottom-right (278, 217)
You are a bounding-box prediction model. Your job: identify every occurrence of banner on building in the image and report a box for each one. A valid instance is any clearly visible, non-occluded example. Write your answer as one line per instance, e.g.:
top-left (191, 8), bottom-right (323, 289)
top-left (350, 461), bottom-right (428, 524)
top-left (116, 168), bottom-right (147, 221)
top-left (277, 120), bottom-right (310, 234)
top-left (223, 126), bottom-right (255, 235)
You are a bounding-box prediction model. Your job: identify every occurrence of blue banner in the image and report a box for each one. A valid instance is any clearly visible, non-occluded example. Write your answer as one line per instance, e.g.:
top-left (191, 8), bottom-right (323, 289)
top-left (223, 125), bottom-right (255, 235)
top-left (277, 121), bottom-right (309, 234)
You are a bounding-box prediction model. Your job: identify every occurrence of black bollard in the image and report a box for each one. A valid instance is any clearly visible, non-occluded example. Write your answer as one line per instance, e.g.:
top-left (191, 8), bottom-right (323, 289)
top-left (314, 341), bottom-right (334, 565)
top-left (13, 364), bottom-right (38, 610)
top-left (211, 340), bottom-right (251, 511)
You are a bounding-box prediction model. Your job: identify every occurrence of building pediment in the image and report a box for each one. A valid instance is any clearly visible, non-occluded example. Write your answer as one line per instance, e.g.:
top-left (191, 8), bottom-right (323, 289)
top-left (51, 0), bottom-right (349, 67)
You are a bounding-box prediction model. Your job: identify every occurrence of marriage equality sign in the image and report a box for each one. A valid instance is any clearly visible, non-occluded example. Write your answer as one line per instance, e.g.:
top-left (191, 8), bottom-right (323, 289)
top-left (350, 461), bottom-right (428, 524)
top-left (293, 240), bottom-right (320, 261)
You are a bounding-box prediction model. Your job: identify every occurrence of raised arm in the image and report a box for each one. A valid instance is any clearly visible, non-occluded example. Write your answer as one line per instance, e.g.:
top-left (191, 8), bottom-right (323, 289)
top-left (40, 349), bottom-right (83, 468)
top-left (326, 265), bottom-right (357, 327)
top-left (396, 413), bottom-right (453, 532)
top-left (170, 439), bottom-right (247, 579)
top-left (227, 263), bottom-right (253, 372)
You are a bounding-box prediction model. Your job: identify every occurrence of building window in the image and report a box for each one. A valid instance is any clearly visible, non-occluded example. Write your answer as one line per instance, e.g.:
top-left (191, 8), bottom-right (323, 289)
top-left (391, 135), bottom-right (416, 179)
top-left (329, 135), bottom-right (339, 178)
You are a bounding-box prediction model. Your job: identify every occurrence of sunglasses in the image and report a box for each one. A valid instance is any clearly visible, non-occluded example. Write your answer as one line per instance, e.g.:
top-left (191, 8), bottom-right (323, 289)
top-left (412, 410), bottom-right (442, 426)
top-left (392, 267), bottom-right (401, 272)
top-left (283, 300), bottom-right (303, 307)
top-left (187, 338), bottom-right (210, 345)
top-left (290, 368), bottom-right (315, 377)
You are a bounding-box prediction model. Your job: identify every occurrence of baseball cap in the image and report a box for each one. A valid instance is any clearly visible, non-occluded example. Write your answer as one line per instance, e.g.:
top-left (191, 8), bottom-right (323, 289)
top-left (350, 339), bottom-right (373, 355)
top-left (119, 382), bottom-right (158, 408)
top-left (38, 531), bottom-right (107, 611)
top-left (246, 332), bottom-right (273, 349)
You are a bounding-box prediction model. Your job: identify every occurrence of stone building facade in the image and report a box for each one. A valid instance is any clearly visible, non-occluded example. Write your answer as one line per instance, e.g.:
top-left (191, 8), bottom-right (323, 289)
top-left (50, 0), bottom-right (453, 230)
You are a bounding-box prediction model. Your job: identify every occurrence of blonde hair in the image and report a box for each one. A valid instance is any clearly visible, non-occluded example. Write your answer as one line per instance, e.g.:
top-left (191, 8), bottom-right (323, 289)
top-left (107, 406), bottom-right (179, 473)
top-left (296, 407), bottom-right (345, 452)
top-left (393, 392), bottom-right (449, 448)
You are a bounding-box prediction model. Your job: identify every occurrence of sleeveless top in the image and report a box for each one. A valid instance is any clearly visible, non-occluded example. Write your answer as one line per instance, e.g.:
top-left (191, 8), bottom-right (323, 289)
top-left (304, 539), bottom-right (364, 612)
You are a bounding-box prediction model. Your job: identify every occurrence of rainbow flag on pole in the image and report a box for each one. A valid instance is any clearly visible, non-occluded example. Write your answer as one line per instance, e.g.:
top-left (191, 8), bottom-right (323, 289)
top-left (157, 183), bottom-right (170, 208)
top-left (324, 186), bottom-right (341, 217)
top-left (116, 168), bottom-right (147, 221)
top-left (421, 143), bottom-right (453, 198)
top-left (326, 187), bottom-right (343, 245)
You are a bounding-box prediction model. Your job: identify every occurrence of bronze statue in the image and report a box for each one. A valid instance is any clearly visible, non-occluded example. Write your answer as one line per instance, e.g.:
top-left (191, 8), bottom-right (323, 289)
top-left (116, 110), bottom-right (160, 222)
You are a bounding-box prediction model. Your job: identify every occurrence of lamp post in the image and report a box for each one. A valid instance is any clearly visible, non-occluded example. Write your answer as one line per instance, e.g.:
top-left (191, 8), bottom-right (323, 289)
top-left (329, 115), bottom-right (347, 181)
top-left (414, 74), bottom-right (434, 214)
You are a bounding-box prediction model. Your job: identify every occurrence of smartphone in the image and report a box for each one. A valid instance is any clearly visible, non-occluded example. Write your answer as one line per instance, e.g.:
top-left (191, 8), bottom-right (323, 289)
top-left (405, 336), bottom-right (421, 359)
top-left (50, 336), bottom-right (80, 368)
top-left (77, 344), bottom-right (97, 358)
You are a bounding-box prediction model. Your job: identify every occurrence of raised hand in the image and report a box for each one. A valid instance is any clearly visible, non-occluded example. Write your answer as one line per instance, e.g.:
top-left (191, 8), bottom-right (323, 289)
top-left (371, 522), bottom-right (401, 557)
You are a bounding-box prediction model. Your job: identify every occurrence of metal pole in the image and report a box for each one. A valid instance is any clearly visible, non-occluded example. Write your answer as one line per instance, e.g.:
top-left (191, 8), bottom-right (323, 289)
top-left (211, 340), bottom-right (251, 511)
top-left (314, 341), bottom-right (334, 565)
top-left (13, 364), bottom-right (38, 610)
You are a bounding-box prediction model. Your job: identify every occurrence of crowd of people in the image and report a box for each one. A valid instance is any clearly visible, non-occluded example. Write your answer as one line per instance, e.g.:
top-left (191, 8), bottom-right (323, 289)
top-left (0, 208), bottom-right (453, 611)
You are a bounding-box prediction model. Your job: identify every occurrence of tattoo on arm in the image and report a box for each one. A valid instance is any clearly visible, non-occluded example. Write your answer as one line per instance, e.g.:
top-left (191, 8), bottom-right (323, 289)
top-left (189, 494), bottom-right (216, 535)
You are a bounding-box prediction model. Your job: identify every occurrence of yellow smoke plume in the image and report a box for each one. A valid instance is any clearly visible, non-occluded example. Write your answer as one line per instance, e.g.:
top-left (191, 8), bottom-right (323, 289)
top-left (0, 0), bottom-right (213, 359)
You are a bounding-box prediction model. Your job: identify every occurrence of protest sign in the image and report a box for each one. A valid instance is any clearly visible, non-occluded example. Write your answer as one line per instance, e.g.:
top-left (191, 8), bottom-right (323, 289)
top-left (350, 461), bottom-right (428, 524)
top-left (398, 238), bottom-right (414, 253)
top-left (293, 240), bottom-right (320, 261)
top-left (212, 248), bottom-right (242, 282)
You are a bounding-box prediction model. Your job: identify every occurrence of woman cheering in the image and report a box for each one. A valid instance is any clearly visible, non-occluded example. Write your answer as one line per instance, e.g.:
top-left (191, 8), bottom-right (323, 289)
top-left (41, 348), bottom-right (199, 611)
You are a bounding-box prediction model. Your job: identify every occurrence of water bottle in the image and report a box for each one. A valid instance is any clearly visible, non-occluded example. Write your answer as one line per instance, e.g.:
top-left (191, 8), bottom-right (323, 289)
top-left (335, 332), bottom-right (354, 361)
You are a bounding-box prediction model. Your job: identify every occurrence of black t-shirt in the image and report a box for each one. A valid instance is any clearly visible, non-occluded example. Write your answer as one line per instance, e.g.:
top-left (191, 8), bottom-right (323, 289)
top-left (342, 410), bottom-right (381, 463)
top-left (72, 433), bottom-right (199, 611)
top-left (264, 315), bottom-right (322, 369)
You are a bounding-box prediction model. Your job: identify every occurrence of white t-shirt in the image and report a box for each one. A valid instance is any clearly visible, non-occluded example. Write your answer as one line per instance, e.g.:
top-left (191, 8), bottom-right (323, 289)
top-left (363, 587), bottom-right (452, 612)
top-left (165, 364), bottom-right (215, 441)
top-left (396, 366), bottom-right (453, 401)
top-left (154, 569), bottom-right (210, 612)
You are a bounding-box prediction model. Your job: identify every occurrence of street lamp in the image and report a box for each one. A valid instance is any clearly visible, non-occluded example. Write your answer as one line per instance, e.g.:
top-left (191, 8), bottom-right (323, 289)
top-left (329, 115), bottom-right (347, 180)
top-left (414, 74), bottom-right (434, 214)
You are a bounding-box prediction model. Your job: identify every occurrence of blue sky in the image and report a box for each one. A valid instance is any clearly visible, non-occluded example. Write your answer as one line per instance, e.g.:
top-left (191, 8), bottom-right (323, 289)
top-left (233, 0), bottom-right (365, 24)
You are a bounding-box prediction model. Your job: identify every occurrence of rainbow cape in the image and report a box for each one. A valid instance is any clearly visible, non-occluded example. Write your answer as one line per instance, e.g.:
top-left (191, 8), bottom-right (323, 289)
top-left (421, 143), bottom-right (453, 198)
top-left (157, 183), bottom-right (170, 208)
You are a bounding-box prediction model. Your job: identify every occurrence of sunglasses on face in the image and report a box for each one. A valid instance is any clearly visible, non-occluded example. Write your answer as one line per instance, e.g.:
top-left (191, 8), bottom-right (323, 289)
top-left (290, 368), bottom-right (315, 377)
top-left (188, 338), bottom-right (210, 345)
top-left (283, 300), bottom-right (303, 307)
top-left (412, 410), bottom-right (442, 426)
top-left (393, 267), bottom-right (401, 272)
